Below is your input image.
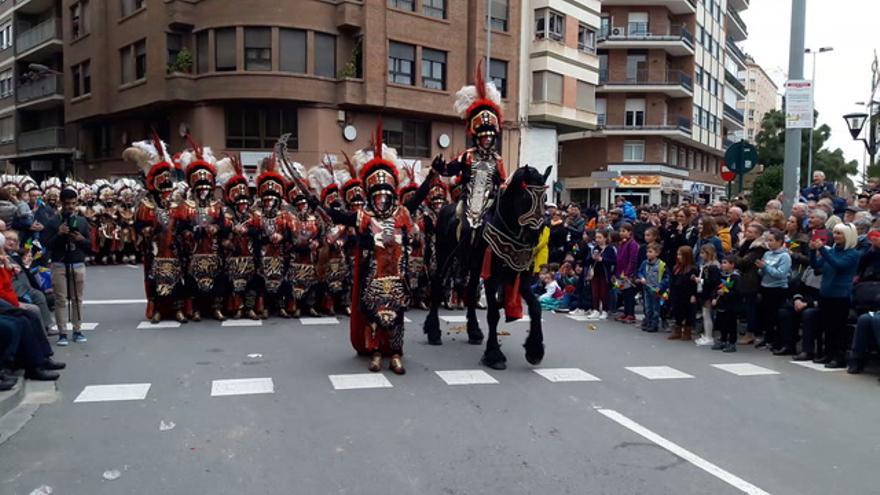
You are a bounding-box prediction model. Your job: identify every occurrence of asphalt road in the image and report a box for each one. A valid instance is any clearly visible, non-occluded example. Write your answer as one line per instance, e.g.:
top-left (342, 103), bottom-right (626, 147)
top-left (1, 265), bottom-right (879, 495)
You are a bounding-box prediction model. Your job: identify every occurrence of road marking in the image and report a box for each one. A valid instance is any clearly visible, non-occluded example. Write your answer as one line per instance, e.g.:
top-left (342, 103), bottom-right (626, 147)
top-left (74, 383), bottom-right (151, 403)
top-left (404, 316), bottom-right (413, 323)
top-left (57, 322), bottom-right (98, 331)
top-left (221, 320), bottom-right (263, 327)
top-left (625, 366), bottom-right (694, 380)
top-left (534, 368), bottom-right (601, 383)
top-left (329, 373), bottom-right (393, 390)
top-left (440, 315), bottom-right (468, 324)
top-left (210, 377), bottom-right (274, 397)
top-left (566, 314), bottom-right (592, 322)
top-left (789, 360), bottom-right (845, 372)
top-left (596, 408), bottom-right (771, 495)
top-left (299, 317), bottom-right (340, 325)
top-left (83, 299), bottom-right (147, 305)
top-left (711, 363), bottom-right (780, 376)
top-left (137, 321), bottom-right (181, 329)
top-left (435, 369), bottom-right (498, 385)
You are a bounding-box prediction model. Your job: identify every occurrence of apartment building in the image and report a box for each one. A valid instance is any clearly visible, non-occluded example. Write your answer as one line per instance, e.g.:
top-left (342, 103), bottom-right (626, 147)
top-left (0, 0), bottom-right (74, 180)
top-left (62, 0), bottom-right (521, 181)
top-left (722, 0), bottom-right (747, 146)
top-left (557, 0), bottom-right (749, 207)
top-left (737, 54), bottom-right (778, 143)
top-left (517, 0), bottom-right (601, 197)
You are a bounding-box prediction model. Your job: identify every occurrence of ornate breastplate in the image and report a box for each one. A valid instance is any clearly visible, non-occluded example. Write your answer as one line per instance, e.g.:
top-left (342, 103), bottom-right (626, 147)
top-left (465, 156), bottom-right (495, 228)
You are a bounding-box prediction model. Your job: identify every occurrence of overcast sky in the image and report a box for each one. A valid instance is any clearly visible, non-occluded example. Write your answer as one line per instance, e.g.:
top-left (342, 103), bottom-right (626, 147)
top-left (740, 0), bottom-right (878, 171)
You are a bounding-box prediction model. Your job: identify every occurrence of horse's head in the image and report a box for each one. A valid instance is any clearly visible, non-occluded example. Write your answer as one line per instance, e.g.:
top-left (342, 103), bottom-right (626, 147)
top-left (503, 165), bottom-right (552, 230)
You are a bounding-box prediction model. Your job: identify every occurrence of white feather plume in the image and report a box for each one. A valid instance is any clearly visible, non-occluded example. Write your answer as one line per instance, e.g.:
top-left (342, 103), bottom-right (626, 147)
top-left (308, 166), bottom-right (334, 195)
top-left (214, 157), bottom-right (236, 187)
top-left (453, 82), bottom-right (502, 118)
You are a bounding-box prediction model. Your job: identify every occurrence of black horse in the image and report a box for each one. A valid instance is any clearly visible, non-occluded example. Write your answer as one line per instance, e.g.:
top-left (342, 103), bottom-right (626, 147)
top-left (424, 165), bottom-right (551, 369)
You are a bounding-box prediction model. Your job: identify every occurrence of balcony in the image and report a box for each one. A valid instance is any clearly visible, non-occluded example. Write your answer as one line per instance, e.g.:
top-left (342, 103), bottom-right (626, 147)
top-left (727, 8), bottom-right (747, 41)
top-left (600, 0), bottom-right (695, 15)
top-left (15, 18), bottom-right (62, 57)
top-left (16, 74), bottom-right (63, 107)
top-left (17, 127), bottom-right (65, 152)
top-left (336, 1), bottom-right (364, 31)
top-left (728, 0), bottom-right (749, 12)
top-left (723, 103), bottom-right (744, 128)
top-left (725, 69), bottom-right (746, 96)
top-left (528, 101), bottom-right (598, 132)
top-left (602, 116), bottom-right (692, 136)
top-left (598, 68), bottom-right (693, 98)
top-left (726, 38), bottom-right (747, 68)
top-left (531, 38), bottom-right (600, 78)
top-left (598, 24), bottom-right (694, 56)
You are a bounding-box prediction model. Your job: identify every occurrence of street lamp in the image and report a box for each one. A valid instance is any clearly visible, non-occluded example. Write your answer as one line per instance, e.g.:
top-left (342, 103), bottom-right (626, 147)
top-left (804, 47), bottom-right (833, 185)
top-left (843, 110), bottom-right (877, 171)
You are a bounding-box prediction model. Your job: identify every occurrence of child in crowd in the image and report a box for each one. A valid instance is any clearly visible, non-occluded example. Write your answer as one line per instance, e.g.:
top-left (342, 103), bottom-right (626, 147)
top-left (636, 242), bottom-right (668, 333)
top-left (554, 262), bottom-right (579, 313)
top-left (538, 271), bottom-right (563, 311)
top-left (614, 223), bottom-right (640, 324)
top-left (756, 228), bottom-right (792, 350)
top-left (668, 246), bottom-right (699, 341)
top-left (637, 227), bottom-right (661, 270)
top-left (712, 255), bottom-right (741, 352)
top-left (694, 244), bottom-right (722, 345)
top-left (587, 229), bottom-right (615, 320)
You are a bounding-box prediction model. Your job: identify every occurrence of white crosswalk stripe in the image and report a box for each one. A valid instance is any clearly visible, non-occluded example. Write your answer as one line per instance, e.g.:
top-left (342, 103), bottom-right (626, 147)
top-left (221, 319), bottom-right (263, 327)
top-left (789, 360), bottom-right (845, 372)
top-left (299, 317), bottom-right (340, 325)
top-left (74, 383), bottom-right (151, 403)
top-left (625, 366), bottom-right (694, 380)
top-left (435, 369), bottom-right (498, 385)
top-left (58, 322), bottom-right (99, 331)
top-left (329, 373), bottom-right (393, 390)
top-left (711, 363), bottom-right (780, 376)
top-left (534, 368), bottom-right (601, 382)
top-left (210, 378), bottom-right (274, 397)
top-left (137, 321), bottom-right (181, 329)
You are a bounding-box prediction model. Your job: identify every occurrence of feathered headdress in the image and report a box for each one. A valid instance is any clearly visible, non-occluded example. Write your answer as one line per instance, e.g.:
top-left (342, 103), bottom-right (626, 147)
top-left (181, 133), bottom-right (217, 187)
top-left (454, 60), bottom-right (503, 137)
top-left (397, 160), bottom-right (423, 199)
top-left (216, 154), bottom-right (250, 204)
top-left (256, 154), bottom-right (285, 199)
top-left (40, 177), bottom-right (63, 194)
top-left (358, 122), bottom-right (400, 195)
top-left (308, 155), bottom-right (339, 204)
top-left (122, 131), bottom-right (174, 192)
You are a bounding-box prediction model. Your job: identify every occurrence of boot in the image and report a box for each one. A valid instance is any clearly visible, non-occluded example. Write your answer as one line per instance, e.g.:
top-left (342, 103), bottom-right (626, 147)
top-left (213, 299), bottom-right (227, 321)
top-left (681, 326), bottom-right (692, 341)
top-left (246, 309), bottom-right (260, 320)
top-left (278, 308), bottom-right (290, 318)
top-left (389, 354), bottom-right (406, 375)
top-left (190, 310), bottom-right (202, 322)
top-left (667, 325), bottom-right (682, 340)
top-left (368, 352), bottom-right (382, 372)
top-left (846, 351), bottom-right (864, 374)
top-left (175, 310), bottom-right (188, 324)
top-left (737, 332), bottom-right (755, 345)
top-left (151, 311), bottom-right (162, 324)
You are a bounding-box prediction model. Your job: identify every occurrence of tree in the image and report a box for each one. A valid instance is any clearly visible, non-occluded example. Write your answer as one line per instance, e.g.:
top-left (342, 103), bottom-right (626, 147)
top-left (750, 165), bottom-right (783, 210)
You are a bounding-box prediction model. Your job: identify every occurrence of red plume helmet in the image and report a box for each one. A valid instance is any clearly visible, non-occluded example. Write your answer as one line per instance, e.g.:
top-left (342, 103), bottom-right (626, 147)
top-left (359, 121), bottom-right (399, 195)
top-left (455, 59), bottom-right (503, 138)
top-left (183, 133), bottom-right (217, 186)
top-left (256, 153), bottom-right (285, 198)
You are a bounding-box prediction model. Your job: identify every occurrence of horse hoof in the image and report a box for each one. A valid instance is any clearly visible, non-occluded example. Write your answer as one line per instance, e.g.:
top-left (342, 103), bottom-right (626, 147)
top-left (468, 338), bottom-right (483, 345)
top-left (524, 343), bottom-right (545, 366)
top-left (481, 358), bottom-right (507, 370)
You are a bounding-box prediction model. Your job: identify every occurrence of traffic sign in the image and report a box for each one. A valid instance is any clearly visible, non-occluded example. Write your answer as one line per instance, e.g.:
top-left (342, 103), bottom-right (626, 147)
top-left (724, 140), bottom-right (758, 175)
top-left (720, 161), bottom-right (735, 182)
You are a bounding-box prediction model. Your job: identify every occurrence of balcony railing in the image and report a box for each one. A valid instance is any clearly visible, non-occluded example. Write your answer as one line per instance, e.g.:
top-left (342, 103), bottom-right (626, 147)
top-left (727, 38), bottom-right (747, 64)
top-left (725, 70), bottom-right (746, 94)
top-left (727, 8), bottom-right (748, 36)
top-left (600, 69), bottom-right (693, 90)
top-left (723, 104), bottom-right (744, 125)
top-left (603, 116), bottom-right (692, 132)
top-left (599, 24), bottom-right (694, 48)
top-left (597, 114), bottom-right (606, 126)
top-left (18, 127), bottom-right (65, 152)
top-left (16, 18), bottom-right (61, 55)
top-left (16, 74), bottom-right (63, 103)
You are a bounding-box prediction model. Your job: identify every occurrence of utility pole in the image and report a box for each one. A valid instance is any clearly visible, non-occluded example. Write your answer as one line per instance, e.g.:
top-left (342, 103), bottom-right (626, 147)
top-left (805, 47), bottom-right (834, 187)
top-left (783, 0), bottom-right (806, 214)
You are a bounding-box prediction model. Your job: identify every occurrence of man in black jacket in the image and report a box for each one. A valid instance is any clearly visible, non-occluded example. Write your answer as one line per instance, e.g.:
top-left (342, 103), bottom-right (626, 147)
top-left (42, 188), bottom-right (90, 346)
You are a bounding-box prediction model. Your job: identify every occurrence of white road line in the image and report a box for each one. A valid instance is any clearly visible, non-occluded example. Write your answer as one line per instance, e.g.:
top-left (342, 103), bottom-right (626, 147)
top-left (711, 363), bottom-right (780, 377)
top-left (789, 361), bottom-right (845, 372)
top-left (221, 320), bottom-right (263, 327)
top-left (435, 369), bottom-right (498, 385)
top-left (329, 373), bottom-right (393, 390)
top-left (440, 315), bottom-right (468, 324)
top-left (596, 408), bottom-right (771, 495)
top-left (625, 366), bottom-right (694, 380)
top-left (299, 317), bottom-right (340, 325)
top-left (210, 378), bottom-right (274, 397)
top-left (74, 383), bottom-right (151, 403)
top-left (83, 299), bottom-right (147, 305)
top-left (404, 316), bottom-right (413, 323)
top-left (137, 321), bottom-right (181, 329)
top-left (58, 322), bottom-right (98, 331)
top-left (534, 368), bottom-right (601, 383)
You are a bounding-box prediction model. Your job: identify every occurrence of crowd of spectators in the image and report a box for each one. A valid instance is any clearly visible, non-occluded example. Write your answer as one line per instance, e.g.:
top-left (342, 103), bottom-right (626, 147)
top-left (532, 171), bottom-right (880, 377)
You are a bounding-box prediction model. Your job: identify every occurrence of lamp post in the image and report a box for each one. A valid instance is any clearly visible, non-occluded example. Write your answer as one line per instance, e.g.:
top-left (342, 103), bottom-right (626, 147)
top-left (844, 109), bottom-right (878, 175)
top-left (804, 47), bottom-right (833, 186)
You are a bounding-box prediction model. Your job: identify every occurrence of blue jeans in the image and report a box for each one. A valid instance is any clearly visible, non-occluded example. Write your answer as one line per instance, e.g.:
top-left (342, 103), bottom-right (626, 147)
top-left (851, 313), bottom-right (880, 355)
top-left (643, 290), bottom-right (660, 329)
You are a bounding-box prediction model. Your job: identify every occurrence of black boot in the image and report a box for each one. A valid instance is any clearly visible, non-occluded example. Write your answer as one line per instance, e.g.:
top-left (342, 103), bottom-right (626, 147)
top-left (846, 351), bottom-right (865, 374)
top-left (25, 368), bottom-right (59, 381)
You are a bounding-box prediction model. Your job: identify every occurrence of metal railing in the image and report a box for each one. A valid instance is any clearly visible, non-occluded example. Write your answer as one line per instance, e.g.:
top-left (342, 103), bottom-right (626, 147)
top-left (723, 104), bottom-right (744, 125)
top-left (600, 69), bottom-right (693, 90)
top-left (17, 74), bottom-right (63, 103)
top-left (603, 116), bottom-right (692, 132)
top-left (725, 70), bottom-right (746, 94)
top-left (599, 24), bottom-right (694, 48)
top-left (18, 127), bottom-right (65, 152)
top-left (727, 38), bottom-right (747, 64)
top-left (16, 18), bottom-right (61, 55)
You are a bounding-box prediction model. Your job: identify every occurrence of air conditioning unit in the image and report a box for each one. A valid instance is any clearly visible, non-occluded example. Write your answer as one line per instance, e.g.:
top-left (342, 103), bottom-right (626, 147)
top-left (611, 26), bottom-right (625, 36)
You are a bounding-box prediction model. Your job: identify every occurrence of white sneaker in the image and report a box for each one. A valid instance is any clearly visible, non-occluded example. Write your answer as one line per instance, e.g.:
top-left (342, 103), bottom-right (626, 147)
top-left (695, 335), bottom-right (714, 346)
top-left (599, 311), bottom-right (608, 320)
top-left (570, 309), bottom-right (585, 316)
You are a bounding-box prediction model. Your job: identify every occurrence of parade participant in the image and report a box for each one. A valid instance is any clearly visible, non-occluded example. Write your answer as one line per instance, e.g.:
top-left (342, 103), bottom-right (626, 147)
top-left (114, 179), bottom-right (140, 264)
top-left (125, 137), bottom-right (187, 324)
top-left (328, 126), bottom-right (415, 374)
top-left (398, 164), bottom-right (429, 309)
top-left (37, 178), bottom-right (62, 222)
top-left (253, 155), bottom-right (292, 318)
top-left (177, 136), bottom-right (226, 321)
top-left (285, 162), bottom-right (324, 317)
top-left (308, 160), bottom-right (350, 316)
top-left (93, 179), bottom-right (119, 265)
top-left (217, 155), bottom-right (259, 319)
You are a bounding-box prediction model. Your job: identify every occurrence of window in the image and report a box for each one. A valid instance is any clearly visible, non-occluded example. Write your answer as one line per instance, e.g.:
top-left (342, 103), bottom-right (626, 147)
top-left (314, 33), bottom-right (336, 78)
top-left (388, 0), bottom-right (414, 11)
top-left (120, 39), bottom-right (146, 84)
top-left (215, 27), bottom-right (237, 72)
top-left (600, 16), bottom-right (610, 37)
top-left (0, 22), bottom-right (11, 50)
top-left (624, 98), bottom-right (645, 127)
top-left (422, 48), bottom-right (446, 90)
top-left (489, 58), bottom-right (507, 98)
top-left (72, 61), bottom-right (90, 97)
top-left (244, 27), bottom-right (271, 71)
top-left (670, 144), bottom-right (678, 166)
top-left (535, 9), bottom-right (565, 41)
top-left (383, 118), bottom-right (431, 157)
top-left (0, 117), bottom-right (13, 144)
top-left (196, 31), bottom-right (209, 74)
top-left (280, 29), bottom-right (306, 74)
top-left (167, 33), bottom-right (183, 68)
top-left (532, 71), bottom-right (563, 104)
top-left (91, 124), bottom-right (112, 159)
top-left (695, 67), bottom-right (702, 86)
top-left (627, 12), bottom-right (648, 36)
top-left (423, 0), bottom-right (445, 19)
top-left (489, 0), bottom-right (508, 31)
top-left (71, 1), bottom-right (88, 39)
top-left (578, 24), bottom-right (595, 53)
top-left (576, 81), bottom-right (594, 111)
top-left (226, 107), bottom-right (298, 149)
top-left (596, 98), bottom-right (607, 125)
top-left (626, 54), bottom-right (647, 82)
top-left (623, 141), bottom-right (645, 162)
top-left (0, 70), bottom-right (11, 98)
top-left (388, 41), bottom-right (415, 85)
top-left (120, 0), bottom-right (144, 17)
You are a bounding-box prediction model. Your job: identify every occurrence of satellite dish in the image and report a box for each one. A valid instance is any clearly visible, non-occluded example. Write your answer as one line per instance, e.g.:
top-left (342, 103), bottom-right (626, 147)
top-left (438, 133), bottom-right (451, 149)
top-left (178, 122), bottom-right (189, 137)
top-left (343, 124), bottom-right (357, 142)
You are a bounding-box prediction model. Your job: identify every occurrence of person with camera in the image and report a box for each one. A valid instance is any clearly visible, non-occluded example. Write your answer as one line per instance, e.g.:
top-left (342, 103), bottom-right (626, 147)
top-left (43, 188), bottom-right (90, 346)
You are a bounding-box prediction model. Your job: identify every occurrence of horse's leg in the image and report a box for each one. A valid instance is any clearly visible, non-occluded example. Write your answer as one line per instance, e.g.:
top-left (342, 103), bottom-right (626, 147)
top-left (520, 274), bottom-right (545, 365)
top-left (465, 270), bottom-right (484, 345)
top-left (423, 270), bottom-right (443, 345)
top-left (480, 277), bottom-right (506, 369)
